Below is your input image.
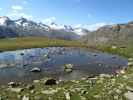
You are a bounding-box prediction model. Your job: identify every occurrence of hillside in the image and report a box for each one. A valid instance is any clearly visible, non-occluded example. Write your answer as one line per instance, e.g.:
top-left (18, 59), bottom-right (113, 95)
top-left (83, 21), bottom-right (133, 45)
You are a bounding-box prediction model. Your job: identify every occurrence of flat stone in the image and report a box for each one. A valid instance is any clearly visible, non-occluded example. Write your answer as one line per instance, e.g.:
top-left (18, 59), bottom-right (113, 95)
top-left (64, 64), bottom-right (73, 73)
top-left (64, 92), bottom-right (70, 100)
top-left (126, 86), bottom-right (133, 92)
top-left (41, 89), bottom-right (58, 95)
top-left (65, 68), bottom-right (72, 73)
top-left (8, 82), bottom-right (18, 87)
top-left (64, 64), bottom-right (73, 69)
top-left (22, 95), bottom-right (29, 100)
top-left (30, 67), bottom-right (41, 72)
top-left (26, 84), bottom-right (35, 90)
top-left (8, 88), bottom-right (24, 93)
top-left (128, 62), bottom-right (133, 66)
top-left (124, 91), bottom-right (133, 100)
top-left (33, 80), bottom-right (40, 83)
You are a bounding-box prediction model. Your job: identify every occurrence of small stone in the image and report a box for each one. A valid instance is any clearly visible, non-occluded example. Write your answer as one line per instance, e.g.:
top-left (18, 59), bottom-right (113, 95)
top-left (129, 58), bottom-right (133, 61)
top-left (22, 95), bottom-right (29, 100)
top-left (45, 79), bottom-right (57, 85)
top-left (17, 95), bottom-right (22, 99)
top-left (8, 88), bottom-right (24, 93)
top-left (26, 84), bottom-right (34, 90)
top-left (64, 64), bottom-right (73, 73)
top-left (81, 96), bottom-right (86, 100)
top-left (33, 80), bottom-right (40, 83)
top-left (64, 92), bottom-right (70, 100)
top-left (116, 89), bottom-right (122, 94)
top-left (128, 62), bottom-right (133, 66)
top-left (120, 70), bottom-right (125, 74)
top-left (114, 95), bottom-right (119, 100)
top-left (30, 90), bottom-right (35, 94)
top-left (126, 86), bottom-right (133, 92)
top-left (99, 74), bottom-right (111, 78)
top-left (87, 74), bottom-right (96, 78)
top-left (8, 82), bottom-right (18, 87)
top-left (41, 89), bottom-right (58, 95)
top-left (112, 46), bottom-right (117, 49)
top-left (81, 90), bottom-right (88, 94)
top-left (30, 67), bottom-right (41, 72)
top-left (124, 91), bottom-right (133, 100)
top-left (65, 68), bottom-right (72, 73)
top-left (64, 64), bottom-right (73, 69)
top-left (93, 95), bottom-right (101, 98)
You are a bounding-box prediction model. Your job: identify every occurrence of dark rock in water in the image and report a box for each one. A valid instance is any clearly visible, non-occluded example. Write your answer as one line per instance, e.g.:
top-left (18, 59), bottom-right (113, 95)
top-left (112, 56), bottom-right (117, 59)
top-left (93, 54), bottom-right (98, 57)
top-left (20, 53), bottom-right (24, 56)
top-left (45, 79), bottom-right (57, 85)
top-left (30, 67), bottom-right (41, 72)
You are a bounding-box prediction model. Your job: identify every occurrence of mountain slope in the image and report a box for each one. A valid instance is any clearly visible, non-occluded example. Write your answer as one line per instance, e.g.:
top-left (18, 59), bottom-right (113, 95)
top-left (0, 17), bottom-right (80, 40)
top-left (83, 21), bottom-right (133, 46)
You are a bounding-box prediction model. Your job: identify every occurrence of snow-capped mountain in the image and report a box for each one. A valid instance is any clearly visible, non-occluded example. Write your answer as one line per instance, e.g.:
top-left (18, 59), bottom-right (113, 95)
top-left (0, 16), bottom-right (84, 40)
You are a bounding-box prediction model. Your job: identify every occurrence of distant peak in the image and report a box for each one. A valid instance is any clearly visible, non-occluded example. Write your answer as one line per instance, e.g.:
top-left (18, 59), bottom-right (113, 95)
top-left (0, 16), bottom-right (10, 26)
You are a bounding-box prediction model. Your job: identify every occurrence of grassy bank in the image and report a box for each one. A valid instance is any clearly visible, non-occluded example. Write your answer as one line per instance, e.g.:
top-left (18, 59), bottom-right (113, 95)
top-left (0, 37), bottom-right (86, 51)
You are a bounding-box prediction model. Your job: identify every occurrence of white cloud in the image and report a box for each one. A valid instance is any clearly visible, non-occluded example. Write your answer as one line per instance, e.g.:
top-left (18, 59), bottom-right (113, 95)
top-left (0, 8), bottom-right (2, 11)
top-left (7, 12), bottom-right (33, 19)
top-left (87, 23), bottom-right (108, 31)
top-left (74, 22), bottom-right (112, 31)
top-left (42, 17), bottom-right (56, 24)
top-left (12, 5), bottom-right (23, 10)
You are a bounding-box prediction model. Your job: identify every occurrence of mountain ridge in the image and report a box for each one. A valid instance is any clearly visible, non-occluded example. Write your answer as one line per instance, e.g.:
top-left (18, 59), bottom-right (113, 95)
top-left (0, 16), bottom-right (86, 40)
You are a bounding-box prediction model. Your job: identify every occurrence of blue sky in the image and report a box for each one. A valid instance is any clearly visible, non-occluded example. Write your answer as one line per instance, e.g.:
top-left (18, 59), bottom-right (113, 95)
top-left (0, 0), bottom-right (133, 30)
